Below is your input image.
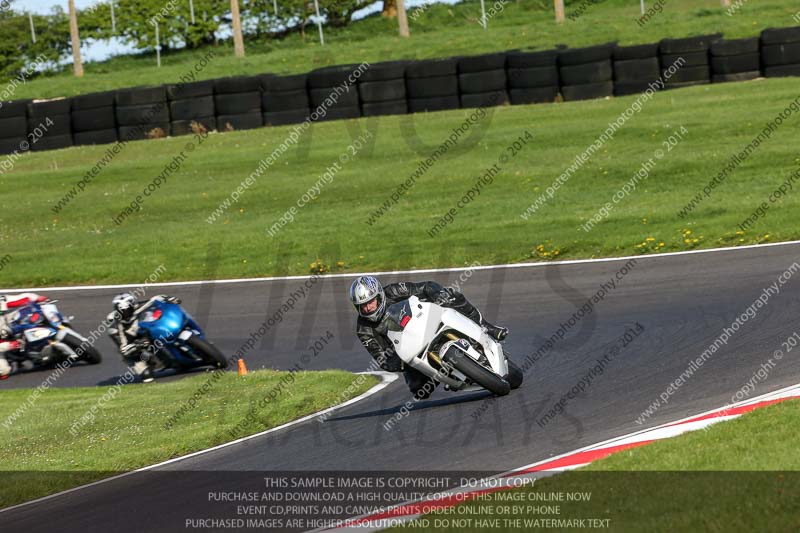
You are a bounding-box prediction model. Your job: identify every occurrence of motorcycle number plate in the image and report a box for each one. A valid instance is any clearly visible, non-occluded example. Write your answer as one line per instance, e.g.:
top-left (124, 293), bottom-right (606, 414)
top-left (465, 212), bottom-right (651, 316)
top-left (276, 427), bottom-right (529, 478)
top-left (178, 330), bottom-right (193, 341)
top-left (25, 328), bottom-right (54, 342)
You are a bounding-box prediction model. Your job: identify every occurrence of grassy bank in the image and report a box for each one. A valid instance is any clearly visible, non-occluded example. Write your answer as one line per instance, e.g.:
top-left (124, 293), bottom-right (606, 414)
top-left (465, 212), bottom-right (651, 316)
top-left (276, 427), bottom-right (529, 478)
top-left (0, 370), bottom-right (377, 508)
top-left (11, 0), bottom-right (798, 99)
top-left (1, 77), bottom-right (799, 287)
top-left (394, 399), bottom-right (800, 532)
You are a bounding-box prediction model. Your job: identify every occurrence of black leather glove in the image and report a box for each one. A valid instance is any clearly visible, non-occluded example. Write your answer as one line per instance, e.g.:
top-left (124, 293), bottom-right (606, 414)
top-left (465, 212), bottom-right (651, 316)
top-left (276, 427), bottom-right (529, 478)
top-left (434, 288), bottom-right (458, 306)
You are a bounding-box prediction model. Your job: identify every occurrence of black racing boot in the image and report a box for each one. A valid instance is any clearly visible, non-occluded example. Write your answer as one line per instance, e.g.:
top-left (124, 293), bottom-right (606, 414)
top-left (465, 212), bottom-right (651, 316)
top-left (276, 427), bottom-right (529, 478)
top-left (404, 366), bottom-right (438, 400)
top-left (481, 320), bottom-right (509, 342)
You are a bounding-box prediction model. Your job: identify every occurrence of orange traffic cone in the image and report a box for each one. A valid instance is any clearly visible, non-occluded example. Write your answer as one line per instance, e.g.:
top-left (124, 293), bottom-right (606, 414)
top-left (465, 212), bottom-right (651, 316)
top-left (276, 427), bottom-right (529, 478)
top-left (237, 358), bottom-right (248, 376)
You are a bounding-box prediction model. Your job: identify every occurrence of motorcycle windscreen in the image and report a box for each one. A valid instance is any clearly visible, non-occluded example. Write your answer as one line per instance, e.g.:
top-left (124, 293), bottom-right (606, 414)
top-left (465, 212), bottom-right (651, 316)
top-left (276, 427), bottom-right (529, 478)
top-left (138, 302), bottom-right (187, 342)
top-left (40, 303), bottom-right (63, 326)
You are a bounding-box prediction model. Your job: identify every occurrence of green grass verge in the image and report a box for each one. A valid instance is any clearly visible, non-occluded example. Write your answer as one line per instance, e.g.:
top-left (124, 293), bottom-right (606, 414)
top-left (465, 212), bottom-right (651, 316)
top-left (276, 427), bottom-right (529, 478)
top-left (2, 77), bottom-right (799, 287)
top-left (11, 0), bottom-right (799, 99)
top-left (393, 399), bottom-right (800, 532)
top-left (0, 370), bottom-right (377, 508)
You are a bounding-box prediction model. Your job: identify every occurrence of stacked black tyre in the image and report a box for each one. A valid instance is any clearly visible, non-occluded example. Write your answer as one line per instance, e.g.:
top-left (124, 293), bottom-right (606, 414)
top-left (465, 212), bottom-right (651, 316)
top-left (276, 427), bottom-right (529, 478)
top-left (116, 87), bottom-right (169, 141)
top-left (506, 49), bottom-right (559, 105)
top-left (0, 100), bottom-right (30, 155)
top-left (559, 44), bottom-right (614, 101)
top-left (71, 91), bottom-right (118, 146)
top-left (458, 53), bottom-right (508, 108)
top-left (761, 27), bottom-right (800, 78)
top-left (613, 43), bottom-right (662, 96)
top-left (28, 99), bottom-right (73, 151)
top-left (262, 74), bottom-right (310, 126)
top-left (214, 76), bottom-right (262, 131)
top-left (168, 80), bottom-right (215, 136)
top-left (659, 34), bottom-right (720, 89)
top-left (710, 38), bottom-right (761, 83)
top-left (406, 58), bottom-right (460, 113)
top-left (307, 66), bottom-right (362, 122)
top-left (357, 61), bottom-right (408, 117)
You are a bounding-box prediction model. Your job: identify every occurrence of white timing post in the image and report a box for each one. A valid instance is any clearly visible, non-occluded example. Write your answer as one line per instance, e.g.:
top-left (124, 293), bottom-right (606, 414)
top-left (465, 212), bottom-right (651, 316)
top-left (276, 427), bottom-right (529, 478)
top-left (29, 12), bottom-right (36, 43)
top-left (480, 0), bottom-right (487, 28)
top-left (313, 0), bottom-right (324, 45)
top-left (190, 0), bottom-right (196, 23)
top-left (641, 0), bottom-right (645, 15)
top-left (273, 0), bottom-right (278, 16)
top-left (155, 21), bottom-right (161, 67)
top-left (111, 1), bottom-right (116, 32)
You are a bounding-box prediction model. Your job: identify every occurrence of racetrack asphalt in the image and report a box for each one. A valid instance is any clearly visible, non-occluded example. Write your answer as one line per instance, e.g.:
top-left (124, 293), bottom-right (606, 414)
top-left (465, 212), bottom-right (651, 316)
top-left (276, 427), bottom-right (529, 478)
top-left (3, 243), bottom-right (800, 531)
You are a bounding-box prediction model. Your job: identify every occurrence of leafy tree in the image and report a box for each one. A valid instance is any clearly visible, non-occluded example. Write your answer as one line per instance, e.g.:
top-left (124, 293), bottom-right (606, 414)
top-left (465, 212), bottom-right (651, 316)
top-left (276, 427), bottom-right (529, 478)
top-left (0, 7), bottom-right (70, 80)
top-left (0, 0), bottom-right (380, 78)
top-left (244, 0), bottom-right (370, 37)
top-left (79, 0), bottom-right (226, 51)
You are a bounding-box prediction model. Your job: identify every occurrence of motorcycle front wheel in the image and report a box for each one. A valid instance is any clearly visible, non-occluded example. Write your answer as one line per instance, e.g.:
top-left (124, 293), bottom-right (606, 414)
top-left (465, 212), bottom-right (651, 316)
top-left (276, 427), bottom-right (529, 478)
top-left (443, 345), bottom-right (510, 396)
top-left (505, 357), bottom-right (524, 390)
top-left (184, 336), bottom-right (228, 369)
top-left (62, 334), bottom-right (103, 365)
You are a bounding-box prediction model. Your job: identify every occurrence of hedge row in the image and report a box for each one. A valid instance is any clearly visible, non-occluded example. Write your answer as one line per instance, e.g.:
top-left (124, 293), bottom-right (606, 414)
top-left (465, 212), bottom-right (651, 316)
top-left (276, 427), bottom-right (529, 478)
top-left (1, 26), bottom-right (800, 155)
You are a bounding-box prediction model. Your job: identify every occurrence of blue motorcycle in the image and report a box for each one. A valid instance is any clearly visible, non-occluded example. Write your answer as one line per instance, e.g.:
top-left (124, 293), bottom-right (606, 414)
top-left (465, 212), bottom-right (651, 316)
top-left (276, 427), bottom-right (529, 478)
top-left (136, 300), bottom-right (228, 372)
top-left (6, 300), bottom-right (102, 370)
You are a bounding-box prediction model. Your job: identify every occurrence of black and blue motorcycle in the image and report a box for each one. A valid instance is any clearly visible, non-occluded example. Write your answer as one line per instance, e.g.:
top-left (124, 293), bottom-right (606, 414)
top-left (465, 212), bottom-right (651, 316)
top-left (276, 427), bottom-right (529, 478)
top-left (6, 299), bottom-right (102, 371)
top-left (136, 299), bottom-right (228, 373)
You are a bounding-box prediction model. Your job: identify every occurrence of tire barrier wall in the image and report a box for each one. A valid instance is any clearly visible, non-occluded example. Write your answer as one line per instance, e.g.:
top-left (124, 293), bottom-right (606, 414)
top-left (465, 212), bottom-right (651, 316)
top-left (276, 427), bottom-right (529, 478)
top-left (2, 26), bottom-right (800, 155)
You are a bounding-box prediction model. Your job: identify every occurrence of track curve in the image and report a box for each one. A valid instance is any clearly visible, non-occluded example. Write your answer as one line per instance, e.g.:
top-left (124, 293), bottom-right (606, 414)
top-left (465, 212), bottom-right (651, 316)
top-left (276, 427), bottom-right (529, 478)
top-left (3, 243), bottom-right (800, 531)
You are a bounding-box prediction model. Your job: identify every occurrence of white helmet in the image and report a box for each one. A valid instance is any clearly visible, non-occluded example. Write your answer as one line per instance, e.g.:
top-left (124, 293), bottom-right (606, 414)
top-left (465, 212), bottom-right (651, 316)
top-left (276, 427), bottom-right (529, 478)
top-left (112, 293), bottom-right (137, 321)
top-left (349, 276), bottom-right (386, 322)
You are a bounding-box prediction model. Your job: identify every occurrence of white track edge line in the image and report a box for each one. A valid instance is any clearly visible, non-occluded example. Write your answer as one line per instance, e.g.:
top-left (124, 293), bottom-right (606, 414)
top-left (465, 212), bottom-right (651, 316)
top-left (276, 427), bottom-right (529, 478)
top-left (0, 371), bottom-right (398, 515)
top-left (3, 240), bottom-right (799, 293)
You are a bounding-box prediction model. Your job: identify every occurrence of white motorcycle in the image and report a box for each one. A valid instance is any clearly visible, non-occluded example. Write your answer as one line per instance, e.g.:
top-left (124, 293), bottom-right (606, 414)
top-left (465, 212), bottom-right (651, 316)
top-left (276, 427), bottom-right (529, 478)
top-left (386, 295), bottom-right (523, 396)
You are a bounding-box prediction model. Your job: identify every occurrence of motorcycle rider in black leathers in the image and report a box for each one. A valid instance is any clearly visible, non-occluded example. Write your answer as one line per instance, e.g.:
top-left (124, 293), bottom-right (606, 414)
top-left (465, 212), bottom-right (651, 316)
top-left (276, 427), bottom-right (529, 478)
top-left (350, 276), bottom-right (508, 400)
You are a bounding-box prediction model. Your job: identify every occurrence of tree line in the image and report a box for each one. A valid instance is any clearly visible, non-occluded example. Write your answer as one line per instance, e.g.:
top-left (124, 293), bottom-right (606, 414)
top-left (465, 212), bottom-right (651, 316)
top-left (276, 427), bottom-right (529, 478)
top-left (0, 0), bottom-right (373, 79)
